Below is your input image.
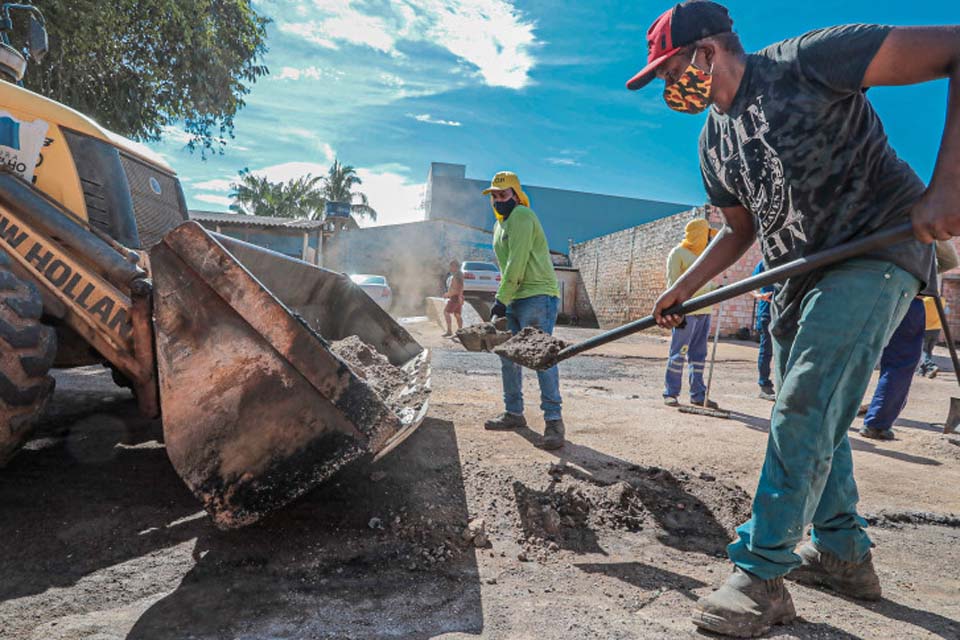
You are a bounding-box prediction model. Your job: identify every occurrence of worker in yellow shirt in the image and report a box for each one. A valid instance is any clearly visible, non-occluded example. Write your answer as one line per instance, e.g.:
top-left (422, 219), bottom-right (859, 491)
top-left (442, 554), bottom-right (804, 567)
top-left (663, 218), bottom-right (718, 408)
top-left (918, 296), bottom-right (943, 378)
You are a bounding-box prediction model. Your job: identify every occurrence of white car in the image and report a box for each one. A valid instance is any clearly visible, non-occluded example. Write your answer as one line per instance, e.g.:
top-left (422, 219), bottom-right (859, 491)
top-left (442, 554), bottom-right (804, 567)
top-left (459, 261), bottom-right (501, 296)
top-left (350, 274), bottom-right (393, 310)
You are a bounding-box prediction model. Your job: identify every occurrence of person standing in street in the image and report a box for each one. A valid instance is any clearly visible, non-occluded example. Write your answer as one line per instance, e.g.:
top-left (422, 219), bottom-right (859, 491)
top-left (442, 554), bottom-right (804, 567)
top-left (751, 260), bottom-right (776, 401)
top-left (663, 218), bottom-right (719, 408)
top-left (860, 241), bottom-right (958, 439)
top-left (481, 171), bottom-right (566, 450)
top-left (918, 295), bottom-right (943, 378)
top-left (629, 1), bottom-right (958, 636)
top-left (442, 260), bottom-right (464, 338)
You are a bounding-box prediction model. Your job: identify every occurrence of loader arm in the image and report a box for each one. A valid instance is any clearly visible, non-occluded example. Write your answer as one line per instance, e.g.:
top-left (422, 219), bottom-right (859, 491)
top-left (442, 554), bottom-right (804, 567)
top-left (0, 172), bottom-right (158, 415)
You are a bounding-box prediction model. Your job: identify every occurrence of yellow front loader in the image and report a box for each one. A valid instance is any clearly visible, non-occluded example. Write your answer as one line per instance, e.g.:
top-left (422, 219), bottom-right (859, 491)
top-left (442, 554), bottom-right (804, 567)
top-left (0, 7), bottom-right (429, 528)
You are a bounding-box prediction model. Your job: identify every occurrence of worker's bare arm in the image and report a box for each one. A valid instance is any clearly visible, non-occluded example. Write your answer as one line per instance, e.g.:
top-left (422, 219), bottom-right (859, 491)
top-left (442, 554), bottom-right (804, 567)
top-left (654, 205), bottom-right (755, 328)
top-left (865, 26), bottom-right (960, 242)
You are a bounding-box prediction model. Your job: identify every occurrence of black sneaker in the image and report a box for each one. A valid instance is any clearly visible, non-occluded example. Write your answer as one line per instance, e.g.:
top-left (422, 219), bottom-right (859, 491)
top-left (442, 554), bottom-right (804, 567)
top-left (758, 385), bottom-right (776, 401)
top-left (536, 419), bottom-right (565, 450)
top-left (663, 396), bottom-right (679, 407)
top-left (693, 566), bottom-right (796, 638)
top-left (860, 426), bottom-right (894, 441)
top-left (788, 543), bottom-right (882, 601)
top-left (484, 412), bottom-right (527, 431)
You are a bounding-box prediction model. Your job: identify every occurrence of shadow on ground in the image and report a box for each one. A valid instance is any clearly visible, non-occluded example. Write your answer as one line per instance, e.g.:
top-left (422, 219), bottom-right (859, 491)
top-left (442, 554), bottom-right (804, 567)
top-left (726, 411), bottom-right (943, 467)
top-left (126, 417), bottom-right (482, 640)
top-left (0, 372), bottom-right (483, 640)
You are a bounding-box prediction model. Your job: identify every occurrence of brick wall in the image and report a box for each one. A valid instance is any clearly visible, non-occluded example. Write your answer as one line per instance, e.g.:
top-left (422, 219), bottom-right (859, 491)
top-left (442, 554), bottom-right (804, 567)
top-left (571, 213), bottom-right (960, 342)
top-left (571, 208), bottom-right (699, 330)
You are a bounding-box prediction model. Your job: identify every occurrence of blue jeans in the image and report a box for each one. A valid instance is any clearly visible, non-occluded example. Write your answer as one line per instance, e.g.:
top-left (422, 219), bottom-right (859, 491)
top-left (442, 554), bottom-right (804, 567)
top-left (499, 295), bottom-right (562, 421)
top-left (864, 298), bottom-right (925, 431)
top-left (728, 259), bottom-right (920, 580)
top-left (664, 314), bottom-right (711, 402)
top-left (757, 313), bottom-right (773, 389)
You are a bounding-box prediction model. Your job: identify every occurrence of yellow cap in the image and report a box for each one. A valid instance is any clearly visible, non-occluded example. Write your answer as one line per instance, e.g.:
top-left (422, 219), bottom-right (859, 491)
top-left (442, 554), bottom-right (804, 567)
top-left (482, 171), bottom-right (522, 195)
top-left (482, 172), bottom-right (531, 222)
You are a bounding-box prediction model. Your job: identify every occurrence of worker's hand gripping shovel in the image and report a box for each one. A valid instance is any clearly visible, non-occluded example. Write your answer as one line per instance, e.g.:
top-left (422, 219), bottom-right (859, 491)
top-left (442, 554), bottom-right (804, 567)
top-left (496, 223), bottom-right (918, 371)
top-left (933, 296), bottom-right (960, 435)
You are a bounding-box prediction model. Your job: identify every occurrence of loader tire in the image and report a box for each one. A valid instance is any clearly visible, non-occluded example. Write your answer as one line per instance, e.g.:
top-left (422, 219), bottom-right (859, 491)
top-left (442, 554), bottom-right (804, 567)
top-left (0, 267), bottom-right (56, 465)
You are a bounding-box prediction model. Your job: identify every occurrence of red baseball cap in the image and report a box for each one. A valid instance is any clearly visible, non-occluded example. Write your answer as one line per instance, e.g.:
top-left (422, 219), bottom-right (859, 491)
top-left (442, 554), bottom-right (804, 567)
top-left (626, 1), bottom-right (733, 91)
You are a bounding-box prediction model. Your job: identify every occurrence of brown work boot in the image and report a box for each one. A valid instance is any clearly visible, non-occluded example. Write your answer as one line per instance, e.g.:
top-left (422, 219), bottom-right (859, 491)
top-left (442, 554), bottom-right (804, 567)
top-left (693, 567), bottom-right (796, 638)
top-left (484, 412), bottom-right (527, 431)
top-left (536, 419), bottom-right (565, 450)
top-left (788, 543), bottom-right (882, 601)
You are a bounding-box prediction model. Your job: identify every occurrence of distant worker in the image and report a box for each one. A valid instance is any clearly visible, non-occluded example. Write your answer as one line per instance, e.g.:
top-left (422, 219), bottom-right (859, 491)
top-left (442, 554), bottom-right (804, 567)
top-left (663, 218), bottom-right (718, 409)
top-left (918, 296), bottom-right (942, 379)
top-left (442, 260), bottom-right (464, 337)
top-left (751, 260), bottom-right (776, 401)
top-left (861, 241), bottom-right (959, 439)
top-left (480, 171), bottom-right (565, 450)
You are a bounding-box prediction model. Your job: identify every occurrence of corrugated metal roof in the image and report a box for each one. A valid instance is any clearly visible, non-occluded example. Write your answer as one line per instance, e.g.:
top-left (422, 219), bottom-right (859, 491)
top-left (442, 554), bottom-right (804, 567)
top-left (189, 210), bottom-right (326, 230)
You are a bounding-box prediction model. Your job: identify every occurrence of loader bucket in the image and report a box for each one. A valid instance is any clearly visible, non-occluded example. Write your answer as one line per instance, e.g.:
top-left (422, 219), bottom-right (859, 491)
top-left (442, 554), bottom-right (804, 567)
top-left (150, 222), bottom-right (430, 529)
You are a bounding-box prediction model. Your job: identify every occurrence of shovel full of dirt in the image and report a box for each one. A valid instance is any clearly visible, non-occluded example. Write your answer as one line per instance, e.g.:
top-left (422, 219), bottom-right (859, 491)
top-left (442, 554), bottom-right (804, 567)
top-left (497, 223), bottom-right (917, 371)
top-left (456, 317), bottom-right (513, 352)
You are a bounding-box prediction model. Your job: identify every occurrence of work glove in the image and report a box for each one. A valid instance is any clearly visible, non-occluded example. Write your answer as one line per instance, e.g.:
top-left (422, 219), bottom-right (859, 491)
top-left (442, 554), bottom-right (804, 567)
top-left (491, 299), bottom-right (507, 320)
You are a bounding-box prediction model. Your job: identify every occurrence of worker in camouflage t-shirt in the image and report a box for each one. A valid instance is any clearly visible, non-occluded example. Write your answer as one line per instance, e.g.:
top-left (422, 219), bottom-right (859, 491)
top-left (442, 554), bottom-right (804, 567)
top-left (626, 1), bottom-right (960, 636)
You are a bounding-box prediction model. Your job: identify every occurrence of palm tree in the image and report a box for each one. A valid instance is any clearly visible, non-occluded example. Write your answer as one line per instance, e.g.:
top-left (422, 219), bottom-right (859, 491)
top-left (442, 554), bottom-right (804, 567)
top-left (228, 169), bottom-right (326, 220)
top-left (321, 159), bottom-right (377, 222)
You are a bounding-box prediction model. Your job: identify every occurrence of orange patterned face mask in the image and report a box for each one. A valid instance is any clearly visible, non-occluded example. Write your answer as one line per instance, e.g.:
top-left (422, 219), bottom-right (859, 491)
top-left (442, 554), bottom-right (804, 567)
top-left (663, 51), bottom-right (713, 114)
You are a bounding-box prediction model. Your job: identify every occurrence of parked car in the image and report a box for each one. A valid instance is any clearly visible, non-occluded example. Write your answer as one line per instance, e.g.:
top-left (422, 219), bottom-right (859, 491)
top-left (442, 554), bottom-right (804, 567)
top-left (457, 261), bottom-right (501, 297)
top-left (350, 274), bottom-right (393, 310)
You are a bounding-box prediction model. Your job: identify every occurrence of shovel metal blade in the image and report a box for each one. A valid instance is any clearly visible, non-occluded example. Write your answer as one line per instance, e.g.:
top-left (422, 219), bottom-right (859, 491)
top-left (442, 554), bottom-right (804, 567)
top-left (945, 397), bottom-right (960, 435)
top-left (150, 222), bottom-right (421, 529)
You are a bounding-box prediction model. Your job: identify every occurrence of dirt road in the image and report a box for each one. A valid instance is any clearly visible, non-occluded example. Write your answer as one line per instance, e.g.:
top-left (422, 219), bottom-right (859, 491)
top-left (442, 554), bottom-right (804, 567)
top-left (1, 320), bottom-right (958, 639)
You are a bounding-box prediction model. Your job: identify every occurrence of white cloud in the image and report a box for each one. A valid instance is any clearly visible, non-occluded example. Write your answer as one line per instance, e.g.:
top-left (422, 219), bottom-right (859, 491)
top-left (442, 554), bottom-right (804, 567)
top-left (273, 65), bottom-right (342, 81)
top-left (322, 143), bottom-right (336, 163)
top-left (410, 113), bottom-right (462, 127)
top-left (278, 0), bottom-right (398, 55)
top-left (160, 125), bottom-right (193, 145)
top-left (195, 194), bottom-right (234, 207)
top-left (421, 0), bottom-right (537, 89)
top-left (280, 0), bottom-right (539, 89)
top-left (547, 157), bottom-right (580, 166)
top-left (193, 178), bottom-right (234, 192)
top-left (249, 162), bottom-right (327, 184)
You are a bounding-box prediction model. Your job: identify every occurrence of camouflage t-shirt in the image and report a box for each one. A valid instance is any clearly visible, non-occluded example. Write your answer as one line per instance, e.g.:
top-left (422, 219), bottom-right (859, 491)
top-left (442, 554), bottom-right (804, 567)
top-left (699, 24), bottom-right (934, 336)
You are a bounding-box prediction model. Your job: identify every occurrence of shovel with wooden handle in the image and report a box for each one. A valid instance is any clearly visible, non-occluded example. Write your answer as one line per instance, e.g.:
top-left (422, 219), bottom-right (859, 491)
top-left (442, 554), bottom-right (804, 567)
top-left (499, 222), bottom-right (917, 371)
top-left (933, 296), bottom-right (960, 435)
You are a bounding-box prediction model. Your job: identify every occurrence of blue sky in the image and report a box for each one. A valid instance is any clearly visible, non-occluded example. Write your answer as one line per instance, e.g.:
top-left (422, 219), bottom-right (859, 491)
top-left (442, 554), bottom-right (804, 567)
top-left (145, 0), bottom-right (955, 227)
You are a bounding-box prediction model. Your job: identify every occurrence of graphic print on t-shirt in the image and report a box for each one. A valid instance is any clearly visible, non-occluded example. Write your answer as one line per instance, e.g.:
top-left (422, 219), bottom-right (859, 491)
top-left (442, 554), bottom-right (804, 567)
top-left (706, 95), bottom-right (806, 262)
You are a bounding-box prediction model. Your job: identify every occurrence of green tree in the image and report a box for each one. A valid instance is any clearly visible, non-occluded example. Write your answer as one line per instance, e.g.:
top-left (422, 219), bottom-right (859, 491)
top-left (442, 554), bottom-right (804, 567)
top-left (24, 0), bottom-right (269, 154)
top-left (321, 159), bottom-right (377, 222)
top-left (229, 170), bottom-right (326, 219)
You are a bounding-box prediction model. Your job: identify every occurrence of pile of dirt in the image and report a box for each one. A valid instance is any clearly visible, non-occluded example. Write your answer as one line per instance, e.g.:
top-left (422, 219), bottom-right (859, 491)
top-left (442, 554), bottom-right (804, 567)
top-left (330, 336), bottom-right (431, 424)
top-left (497, 462), bottom-right (753, 560)
top-left (493, 326), bottom-right (569, 370)
top-left (331, 336), bottom-right (408, 398)
top-left (864, 510), bottom-right (960, 528)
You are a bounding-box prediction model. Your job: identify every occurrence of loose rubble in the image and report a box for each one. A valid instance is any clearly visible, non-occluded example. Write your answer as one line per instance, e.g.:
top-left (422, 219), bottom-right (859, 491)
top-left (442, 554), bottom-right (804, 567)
top-left (494, 327), bottom-right (569, 370)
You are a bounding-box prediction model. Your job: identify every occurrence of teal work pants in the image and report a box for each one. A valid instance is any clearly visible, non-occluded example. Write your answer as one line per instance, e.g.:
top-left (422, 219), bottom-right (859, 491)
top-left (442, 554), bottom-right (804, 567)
top-left (728, 259), bottom-right (921, 579)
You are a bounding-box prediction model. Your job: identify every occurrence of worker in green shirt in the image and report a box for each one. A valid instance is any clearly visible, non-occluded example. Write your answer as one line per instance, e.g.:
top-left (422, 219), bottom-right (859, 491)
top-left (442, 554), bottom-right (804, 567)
top-left (481, 171), bottom-right (565, 450)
